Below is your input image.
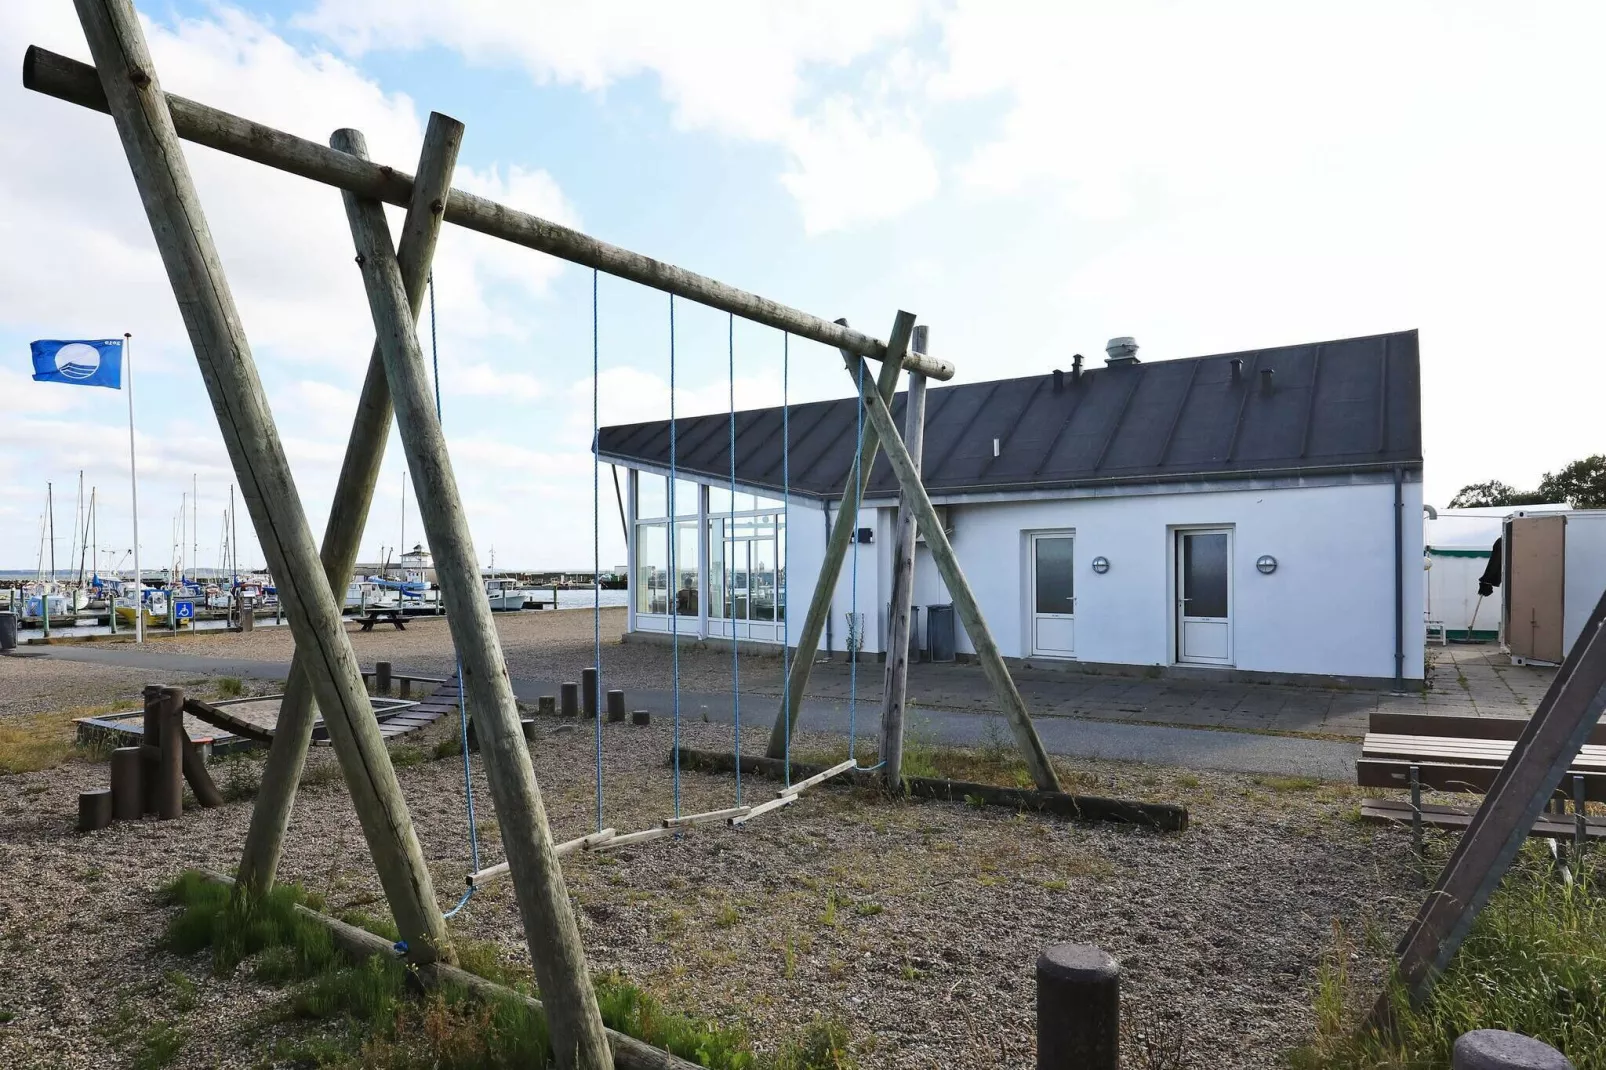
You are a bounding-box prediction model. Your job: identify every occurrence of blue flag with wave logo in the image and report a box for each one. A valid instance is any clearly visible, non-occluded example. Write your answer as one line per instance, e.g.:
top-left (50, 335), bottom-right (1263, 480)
top-left (31, 338), bottom-right (124, 389)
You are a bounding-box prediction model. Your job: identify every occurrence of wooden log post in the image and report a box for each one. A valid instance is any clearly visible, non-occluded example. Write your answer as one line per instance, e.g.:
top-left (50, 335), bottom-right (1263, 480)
top-left (110, 745), bottom-right (143, 821)
top-left (560, 681), bottom-right (581, 719)
top-left (582, 667), bottom-right (599, 720)
top-left (234, 114), bottom-right (458, 902)
top-left (69, 0), bottom-right (450, 964)
top-left (181, 736), bottom-right (224, 808)
top-left (140, 684), bottom-right (162, 814)
top-left (156, 685), bottom-right (184, 820)
top-left (335, 128), bottom-right (610, 1069)
top-left (607, 689), bottom-right (627, 723)
top-left (879, 324), bottom-right (929, 787)
top-left (375, 661), bottom-right (392, 695)
top-left (79, 789), bottom-right (114, 832)
top-left (851, 358), bottom-right (1062, 792)
top-left (765, 312), bottom-right (915, 758)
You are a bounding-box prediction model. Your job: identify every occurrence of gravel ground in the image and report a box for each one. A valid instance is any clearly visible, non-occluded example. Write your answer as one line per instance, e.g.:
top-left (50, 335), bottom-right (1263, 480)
top-left (0, 653), bottom-right (184, 720)
top-left (0, 681), bottom-right (1423, 1069)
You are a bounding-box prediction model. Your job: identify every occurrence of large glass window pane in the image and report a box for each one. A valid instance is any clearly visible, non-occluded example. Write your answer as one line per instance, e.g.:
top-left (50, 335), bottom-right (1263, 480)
top-left (775, 526), bottom-right (787, 622)
top-left (635, 522), bottom-right (667, 613)
top-left (1182, 532), bottom-right (1229, 619)
top-left (674, 521), bottom-right (699, 616)
top-left (636, 473), bottom-right (666, 520)
top-left (751, 535), bottom-right (777, 620)
top-left (1033, 536), bottom-right (1075, 615)
top-left (672, 479), bottom-right (700, 518)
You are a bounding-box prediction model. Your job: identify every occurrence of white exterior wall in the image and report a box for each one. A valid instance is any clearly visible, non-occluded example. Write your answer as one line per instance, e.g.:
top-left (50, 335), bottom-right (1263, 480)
top-left (1425, 553), bottom-right (1496, 636)
top-left (922, 479), bottom-right (1423, 681)
top-left (1564, 511), bottom-right (1606, 656)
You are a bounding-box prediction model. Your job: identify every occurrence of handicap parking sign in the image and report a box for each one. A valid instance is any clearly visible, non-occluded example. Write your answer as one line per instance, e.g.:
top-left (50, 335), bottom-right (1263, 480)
top-left (175, 599), bottom-right (195, 620)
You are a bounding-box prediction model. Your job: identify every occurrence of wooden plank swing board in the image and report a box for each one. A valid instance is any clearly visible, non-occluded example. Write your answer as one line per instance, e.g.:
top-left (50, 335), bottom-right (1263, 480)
top-left (593, 827), bottom-right (672, 851)
top-left (468, 829), bottom-right (618, 887)
top-left (663, 806), bottom-right (750, 828)
top-left (777, 759), bottom-right (857, 798)
top-left (730, 795), bottom-right (798, 826)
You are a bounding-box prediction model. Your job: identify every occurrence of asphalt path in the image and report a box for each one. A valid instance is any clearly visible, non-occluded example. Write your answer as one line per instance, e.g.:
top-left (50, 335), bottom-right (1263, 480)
top-left (35, 645), bottom-right (1359, 781)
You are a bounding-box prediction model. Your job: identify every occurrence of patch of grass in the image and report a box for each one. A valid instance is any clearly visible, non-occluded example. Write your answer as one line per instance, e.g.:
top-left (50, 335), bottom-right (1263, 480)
top-left (0, 700), bottom-right (140, 774)
top-left (595, 972), bottom-right (756, 1070)
top-left (852, 901), bottom-right (883, 918)
top-left (216, 753), bottom-right (263, 803)
top-left (432, 737), bottom-right (463, 760)
top-left (216, 676), bottom-right (246, 698)
top-left (715, 903), bottom-right (741, 928)
top-left (1289, 850), bottom-right (1606, 1069)
top-left (771, 1016), bottom-right (857, 1070)
top-left (162, 968), bottom-right (198, 1012)
top-left (1175, 773), bottom-right (1202, 790)
top-left (132, 1022), bottom-right (187, 1070)
top-left (300, 761), bottom-right (345, 789)
top-left (0, 1008), bottom-right (15, 1024)
top-left (337, 908), bottom-right (400, 944)
top-left (819, 894), bottom-right (839, 929)
top-left (389, 745), bottom-right (426, 769)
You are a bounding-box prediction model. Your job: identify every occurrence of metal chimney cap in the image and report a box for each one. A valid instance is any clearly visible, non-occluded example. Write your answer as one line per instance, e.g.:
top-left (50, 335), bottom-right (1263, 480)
top-left (1105, 337), bottom-right (1140, 364)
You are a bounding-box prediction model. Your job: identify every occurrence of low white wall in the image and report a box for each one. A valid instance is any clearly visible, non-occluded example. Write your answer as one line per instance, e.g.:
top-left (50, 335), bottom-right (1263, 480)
top-left (919, 479), bottom-right (1423, 681)
top-left (1425, 552), bottom-right (1497, 636)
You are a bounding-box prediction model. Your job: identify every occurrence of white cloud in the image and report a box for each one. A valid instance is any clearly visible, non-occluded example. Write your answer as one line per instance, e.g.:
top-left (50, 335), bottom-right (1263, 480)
top-left (296, 0), bottom-right (938, 231)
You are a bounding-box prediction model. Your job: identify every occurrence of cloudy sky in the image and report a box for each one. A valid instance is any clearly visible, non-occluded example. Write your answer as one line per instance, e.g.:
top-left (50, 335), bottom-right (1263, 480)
top-left (3, 1), bottom-right (1602, 574)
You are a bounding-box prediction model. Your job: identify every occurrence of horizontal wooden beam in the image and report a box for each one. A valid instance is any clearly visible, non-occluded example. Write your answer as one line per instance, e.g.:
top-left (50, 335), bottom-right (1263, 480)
top-left (195, 870), bottom-right (700, 1070)
top-left (21, 45), bottom-right (955, 382)
top-left (674, 747), bottom-right (1189, 832)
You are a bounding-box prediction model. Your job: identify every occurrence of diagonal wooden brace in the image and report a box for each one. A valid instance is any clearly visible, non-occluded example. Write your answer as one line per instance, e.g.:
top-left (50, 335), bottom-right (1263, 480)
top-left (765, 312), bottom-right (915, 758)
top-left (849, 357), bottom-right (1062, 794)
top-left (236, 113), bottom-right (462, 900)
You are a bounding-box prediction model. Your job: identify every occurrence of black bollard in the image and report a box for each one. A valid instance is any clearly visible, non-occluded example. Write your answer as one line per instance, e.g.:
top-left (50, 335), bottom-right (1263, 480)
top-left (374, 661), bottom-right (392, 695)
top-left (582, 667), bottom-right (599, 719)
top-left (606, 689), bottom-right (627, 723)
top-left (1036, 943), bottom-right (1119, 1070)
top-left (560, 681), bottom-right (580, 718)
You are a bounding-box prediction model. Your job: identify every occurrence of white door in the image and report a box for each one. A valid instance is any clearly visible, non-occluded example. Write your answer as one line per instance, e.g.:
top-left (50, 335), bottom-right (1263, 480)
top-left (1030, 533), bottom-right (1076, 657)
top-left (1177, 529), bottom-right (1231, 664)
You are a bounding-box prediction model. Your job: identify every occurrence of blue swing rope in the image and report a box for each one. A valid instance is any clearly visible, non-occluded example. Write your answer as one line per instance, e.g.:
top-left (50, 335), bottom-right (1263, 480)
top-left (592, 269), bottom-right (604, 832)
top-left (669, 295), bottom-right (681, 818)
top-left (728, 313), bottom-right (741, 805)
top-left (781, 332), bottom-right (791, 787)
top-left (430, 273), bottom-right (479, 921)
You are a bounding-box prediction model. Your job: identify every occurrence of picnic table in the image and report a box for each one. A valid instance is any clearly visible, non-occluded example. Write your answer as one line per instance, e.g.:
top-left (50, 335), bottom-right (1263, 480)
top-left (357, 609), bottom-right (407, 631)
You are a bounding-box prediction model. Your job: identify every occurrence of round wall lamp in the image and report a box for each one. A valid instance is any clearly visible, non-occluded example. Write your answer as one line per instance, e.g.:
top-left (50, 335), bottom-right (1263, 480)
top-left (1091, 556), bottom-right (1110, 574)
top-left (1256, 554), bottom-right (1278, 575)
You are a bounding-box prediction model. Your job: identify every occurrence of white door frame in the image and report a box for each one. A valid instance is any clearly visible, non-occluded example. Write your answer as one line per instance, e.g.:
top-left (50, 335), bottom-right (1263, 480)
top-left (1028, 530), bottom-right (1077, 658)
top-left (1173, 526), bottom-right (1234, 666)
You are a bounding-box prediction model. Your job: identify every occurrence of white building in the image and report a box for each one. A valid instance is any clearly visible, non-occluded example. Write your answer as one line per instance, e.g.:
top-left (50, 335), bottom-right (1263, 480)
top-left (598, 331), bottom-right (1426, 689)
top-left (1422, 504), bottom-right (1567, 642)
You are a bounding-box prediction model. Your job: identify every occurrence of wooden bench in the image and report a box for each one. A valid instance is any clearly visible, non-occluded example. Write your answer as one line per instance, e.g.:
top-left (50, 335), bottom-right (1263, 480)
top-left (357, 609), bottom-right (407, 631)
top-left (1357, 712), bottom-right (1606, 847)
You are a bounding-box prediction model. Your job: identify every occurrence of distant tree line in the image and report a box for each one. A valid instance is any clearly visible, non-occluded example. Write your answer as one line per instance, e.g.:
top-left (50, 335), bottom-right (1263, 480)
top-left (1449, 455), bottom-right (1606, 509)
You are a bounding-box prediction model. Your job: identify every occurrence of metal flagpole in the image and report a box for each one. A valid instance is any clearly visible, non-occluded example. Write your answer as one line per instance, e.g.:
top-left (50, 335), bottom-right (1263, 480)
top-left (125, 332), bottom-right (142, 643)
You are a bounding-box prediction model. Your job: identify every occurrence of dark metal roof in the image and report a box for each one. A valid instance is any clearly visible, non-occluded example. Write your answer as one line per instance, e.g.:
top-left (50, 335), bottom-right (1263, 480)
top-left (596, 330), bottom-right (1422, 500)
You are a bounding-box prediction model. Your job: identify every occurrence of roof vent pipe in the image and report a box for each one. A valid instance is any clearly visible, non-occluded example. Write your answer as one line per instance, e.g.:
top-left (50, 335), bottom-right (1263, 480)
top-left (1052, 369), bottom-right (1064, 392)
top-left (1071, 353), bottom-right (1084, 383)
top-left (1260, 367), bottom-right (1275, 395)
top-left (1105, 337), bottom-right (1140, 365)
top-left (1230, 358), bottom-right (1243, 384)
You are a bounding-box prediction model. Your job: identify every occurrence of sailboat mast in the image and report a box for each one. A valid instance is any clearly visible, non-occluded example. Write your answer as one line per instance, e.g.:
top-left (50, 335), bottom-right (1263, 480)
top-left (192, 473), bottom-right (198, 584)
top-left (74, 471), bottom-right (84, 586)
top-left (79, 481), bottom-right (92, 586)
top-left (47, 482), bottom-right (56, 583)
top-left (400, 472), bottom-right (407, 573)
top-left (91, 488), bottom-right (98, 582)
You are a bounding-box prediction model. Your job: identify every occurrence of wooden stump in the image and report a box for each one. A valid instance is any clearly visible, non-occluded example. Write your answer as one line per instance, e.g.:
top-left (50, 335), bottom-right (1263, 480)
top-left (581, 668), bottom-right (598, 720)
top-left (110, 746), bottom-right (143, 821)
top-left (156, 686), bottom-right (185, 820)
top-left (141, 685), bottom-right (163, 815)
top-left (78, 789), bottom-right (114, 832)
top-left (560, 682), bottom-right (580, 719)
top-left (538, 695), bottom-right (556, 716)
top-left (375, 661), bottom-right (392, 695)
top-left (631, 710), bottom-right (651, 726)
top-left (606, 690), bottom-right (627, 723)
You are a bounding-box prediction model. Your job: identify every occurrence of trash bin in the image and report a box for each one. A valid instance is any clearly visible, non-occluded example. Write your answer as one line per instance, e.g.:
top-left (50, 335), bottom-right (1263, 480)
top-left (0, 611), bottom-right (16, 652)
top-left (927, 603), bottom-right (955, 662)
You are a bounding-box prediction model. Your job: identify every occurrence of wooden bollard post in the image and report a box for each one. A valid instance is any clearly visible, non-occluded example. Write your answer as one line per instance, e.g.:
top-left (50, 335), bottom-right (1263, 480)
top-left (560, 682), bottom-right (580, 719)
top-left (1453, 1031), bottom-right (1574, 1070)
top-left (111, 746), bottom-right (144, 821)
top-left (375, 661), bottom-right (392, 695)
top-left (157, 686), bottom-right (185, 820)
top-left (606, 690), bottom-right (627, 723)
top-left (79, 789), bottom-right (114, 832)
top-left (1036, 944), bottom-right (1119, 1070)
top-left (141, 684), bottom-right (162, 814)
top-left (538, 695), bottom-right (556, 716)
top-left (582, 667), bottom-right (599, 720)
